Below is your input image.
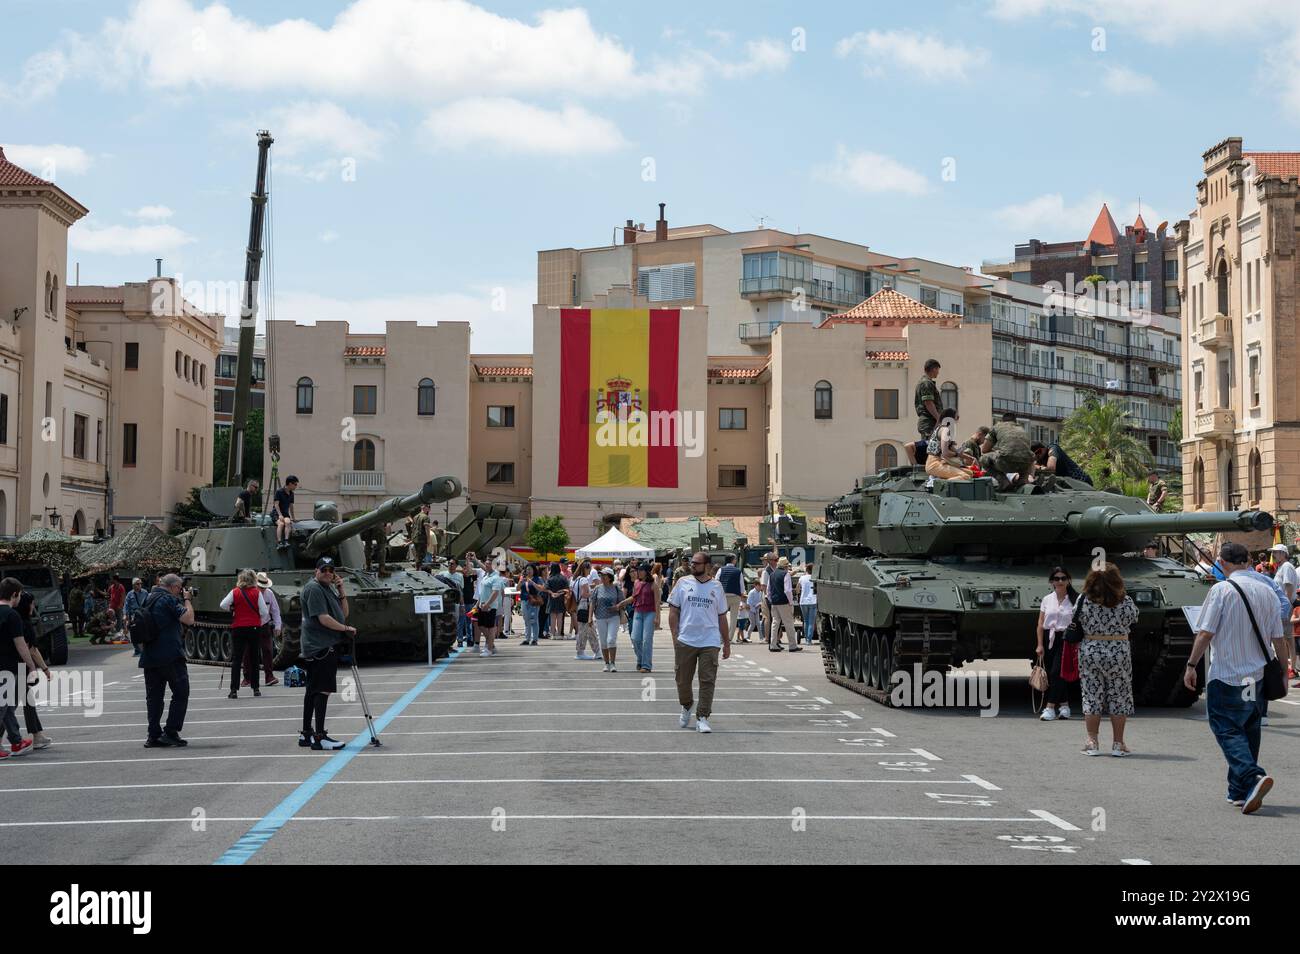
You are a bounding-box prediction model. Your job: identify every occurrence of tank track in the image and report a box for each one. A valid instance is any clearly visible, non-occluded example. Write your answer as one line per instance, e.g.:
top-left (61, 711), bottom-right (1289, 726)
top-left (819, 611), bottom-right (958, 706)
top-left (1133, 623), bottom-right (1202, 707)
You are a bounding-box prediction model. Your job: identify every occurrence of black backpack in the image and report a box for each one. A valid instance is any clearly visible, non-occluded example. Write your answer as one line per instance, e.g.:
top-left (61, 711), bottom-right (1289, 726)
top-left (128, 592), bottom-right (164, 646)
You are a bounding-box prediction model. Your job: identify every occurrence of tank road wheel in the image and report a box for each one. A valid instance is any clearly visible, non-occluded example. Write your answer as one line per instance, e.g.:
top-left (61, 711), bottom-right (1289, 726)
top-left (219, 629), bottom-right (233, 663)
top-left (880, 633), bottom-right (896, 693)
top-left (841, 624), bottom-right (855, 680)
top-left (864, 632), bottom-right (879, 688)
top-left (183, 627), bottom-right (196, 660)
top-left (850, 627), bottom-right (865, 683)
top-left (204, 629), bottom-right (220, 662)
top-left (194, 628), bottom-right (208, 660)
top-left (834, 619), bottom-right (849, 676)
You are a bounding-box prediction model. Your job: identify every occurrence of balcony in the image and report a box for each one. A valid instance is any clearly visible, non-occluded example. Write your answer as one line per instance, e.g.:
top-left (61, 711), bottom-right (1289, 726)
top-left (340, 470), bottom-right (385, 493)
top-left (992, 397), bottom-right (1073, 421)
top-left (1193, 408), bottom-right (1234, 440)
top-left (1198, 314), bottom-right (1232, 351)
top-left (738, 276), bottom-right (863, 308)
top-left (738, 320), bottom-right (781, 342)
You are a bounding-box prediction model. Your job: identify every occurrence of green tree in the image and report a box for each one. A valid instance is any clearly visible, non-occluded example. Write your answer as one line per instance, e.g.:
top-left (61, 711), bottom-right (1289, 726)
top-left (212, 409), bottom-right (265, 487)
top-left (1168, 406), bottom-right (1182, 444)
top-left (525, 515), bottom-right (570, 561)
top-left (1061, 397), bottom-right (1152, 487)
top-left (778, 501), bottom-right (806, 518)
top-left (171, 486), bottom-right (211, 533)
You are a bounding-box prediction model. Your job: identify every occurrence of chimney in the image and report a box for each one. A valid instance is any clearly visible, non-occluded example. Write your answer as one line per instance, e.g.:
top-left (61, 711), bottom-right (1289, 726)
top-left (623, 219), bottom-right (637, 245)
top-left (156, 258), bottom-right (163, 278)
top-left (655, 202), bottom-right (667, 241)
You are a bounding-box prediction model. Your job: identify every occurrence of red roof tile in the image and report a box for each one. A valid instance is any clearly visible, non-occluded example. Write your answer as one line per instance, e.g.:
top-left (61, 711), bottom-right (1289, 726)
top-left (476, 365), bottom-right (532, 377)
top-left (707, 366), bottom-right (763, 379)
top-left (865, 350), bottom-right (909, 361)
top-left (1244, 152), bottom-right (1300, 178)
top-left (826, 287), bottom-right (954, 323)
top-left (1086, 203), bottom-right (1120, 246)
top-left (66, 293), bottom-right (124, 305)
top-left (1133, 212), bottom-right (1147, 230)
top-left (343, 346), bottom-right (385, 356)
top-left (0, 146), bottom-right (53, 187)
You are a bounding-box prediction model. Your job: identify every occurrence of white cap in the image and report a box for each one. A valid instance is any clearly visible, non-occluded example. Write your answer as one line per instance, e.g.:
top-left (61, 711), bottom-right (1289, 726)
top-left (1270, 543), bottom-right (1290, 552)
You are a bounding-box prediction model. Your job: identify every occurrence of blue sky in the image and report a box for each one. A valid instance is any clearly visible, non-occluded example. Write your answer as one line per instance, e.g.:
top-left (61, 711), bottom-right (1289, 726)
top-left (3, 0), bottom-right (1298, 351)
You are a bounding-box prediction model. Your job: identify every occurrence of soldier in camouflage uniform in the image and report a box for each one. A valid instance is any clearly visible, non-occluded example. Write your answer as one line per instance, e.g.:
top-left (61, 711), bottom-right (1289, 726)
top-left (979, 413), bottom-right (1034, 490)
top-left (1146, 471), bottom-right (1168, 512)
top-left (905, 358), bottom-right (944, 466)
top-left (410, 506), bottom-right (431, 569)
top-left (961, 426), bottom-right (990, 465)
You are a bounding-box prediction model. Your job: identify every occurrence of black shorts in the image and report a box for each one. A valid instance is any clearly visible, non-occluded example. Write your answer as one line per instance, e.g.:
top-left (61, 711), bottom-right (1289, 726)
top-left (476, 609), bottom-right (497, 629)
top-left (303, 649), bottom-right (338, 695)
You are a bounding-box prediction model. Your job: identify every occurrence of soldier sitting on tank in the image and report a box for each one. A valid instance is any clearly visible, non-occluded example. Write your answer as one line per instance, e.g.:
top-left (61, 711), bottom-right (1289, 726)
top-left (923, 408), bottom-right (975, 482)
top-left (979, 413), bottom-right (1034, 491)
top-left (233, 479), bottom-right (259, 523)
top-left (273, 476), bottom-right (298, 551)
top-left (1030, 442), bottom-right (1093, 485)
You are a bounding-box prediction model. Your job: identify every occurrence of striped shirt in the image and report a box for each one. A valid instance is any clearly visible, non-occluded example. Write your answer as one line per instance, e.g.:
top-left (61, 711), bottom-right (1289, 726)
top-left (1196, 570), bottom-right (1282, 686)
top-left (1239, 569), bottom-right (1290, 628)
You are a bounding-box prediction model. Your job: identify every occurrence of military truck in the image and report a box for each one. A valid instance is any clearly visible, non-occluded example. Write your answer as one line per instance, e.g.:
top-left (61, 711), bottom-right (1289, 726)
top-left (814, 468), bottom-right (1272, 707)
top-left (0, 563), bottom-right (69, 665)
top-left (181, 477), bottom-right (464, 667)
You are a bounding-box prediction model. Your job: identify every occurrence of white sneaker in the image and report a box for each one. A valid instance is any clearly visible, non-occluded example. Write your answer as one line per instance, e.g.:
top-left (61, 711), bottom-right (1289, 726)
top-left (696, 717), bottom-right (712, 733)
top-left (609, 665), bottom-right (617, 673)
top-left (1057, 704), bottom-right (1071, 720)
top-left (576, 654), bottom-right (587, 660)
top-left (1039, 708), bottom-right (1057, 721)
top-left (479, 649), bottom-right (490, 657)
top-left (679, 706), bottom-right (692, 728)
top-left (602, 662), bottom-right (610, 672)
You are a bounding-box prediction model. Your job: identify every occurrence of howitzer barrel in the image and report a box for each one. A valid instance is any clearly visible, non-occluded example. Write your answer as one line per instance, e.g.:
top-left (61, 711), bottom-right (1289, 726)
top-left (304, 476), bottom-right (462, 556)
top-left (1067, 506), bottom-right (1273, 539)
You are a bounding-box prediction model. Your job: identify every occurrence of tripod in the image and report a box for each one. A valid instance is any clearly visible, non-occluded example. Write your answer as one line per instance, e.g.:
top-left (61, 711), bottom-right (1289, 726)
top-left (349, 636), bottom-right (381, 747)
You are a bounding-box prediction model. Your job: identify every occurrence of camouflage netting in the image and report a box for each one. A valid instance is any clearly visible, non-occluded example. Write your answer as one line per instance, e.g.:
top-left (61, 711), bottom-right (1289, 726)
top-left (78, 521), bottom-right (186, 575)
top-left (0, 528), bottom-right (84, 575)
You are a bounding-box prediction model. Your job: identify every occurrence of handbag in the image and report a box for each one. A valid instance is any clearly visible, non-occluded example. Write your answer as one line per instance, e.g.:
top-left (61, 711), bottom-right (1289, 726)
top-left (1063, 594), bottom-right (1086, 644)
top-left (1225, 580), bottom-right (1288, 701)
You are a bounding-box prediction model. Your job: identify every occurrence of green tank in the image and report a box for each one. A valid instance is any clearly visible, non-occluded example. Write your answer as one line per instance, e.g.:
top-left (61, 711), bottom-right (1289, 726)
top-left (181, 477), bottom-right (464, 668)
top-left (813, 469), bottom-right (1273, 707)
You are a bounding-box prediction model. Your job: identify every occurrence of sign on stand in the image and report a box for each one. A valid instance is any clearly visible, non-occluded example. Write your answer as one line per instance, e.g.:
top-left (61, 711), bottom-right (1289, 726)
top-left (414, 595), bottom-right (445, 666)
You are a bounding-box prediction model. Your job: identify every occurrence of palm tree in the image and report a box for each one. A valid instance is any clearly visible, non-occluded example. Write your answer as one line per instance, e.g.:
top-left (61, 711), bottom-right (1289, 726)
top-left (1061, 397), bottom-right (1152, 487)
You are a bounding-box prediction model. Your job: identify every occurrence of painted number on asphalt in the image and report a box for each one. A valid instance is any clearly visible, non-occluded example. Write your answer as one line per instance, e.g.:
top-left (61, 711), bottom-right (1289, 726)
top-left (836, 737), bottom-right (888, 747)
top-left (926, 793), bottom-right (997, 807)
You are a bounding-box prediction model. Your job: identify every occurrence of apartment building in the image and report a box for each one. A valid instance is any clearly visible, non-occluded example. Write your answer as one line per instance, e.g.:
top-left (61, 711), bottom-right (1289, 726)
top-left (1179, 136), bottom-right (1300, 515)
top-left (214, 325), bottom-right (266, 429)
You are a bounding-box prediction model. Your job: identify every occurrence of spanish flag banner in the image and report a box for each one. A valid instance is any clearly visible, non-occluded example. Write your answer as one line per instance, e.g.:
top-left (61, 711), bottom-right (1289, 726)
top-left (558, 308), bottom-right (680, 488)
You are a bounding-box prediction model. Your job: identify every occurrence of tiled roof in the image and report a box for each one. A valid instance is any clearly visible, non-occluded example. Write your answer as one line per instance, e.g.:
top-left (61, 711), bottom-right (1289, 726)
top-left (66, 293), bottom-right (124, 305)
top-left (0, 146), bottom-right (53, 187)
top-left (1244, 152), bottom-right (1300, 178)
top-left (343, 346), bottom-right (386, 356)
top-left (1133, 213), bottom-right (1148, 230)
top-left (476, 365), bottom-right (532, 377)
top-left (1086, 203), bottom-right (1120, 246)
top-left (707, 366), bottom-right (763, 380)
top-left (865, 350), bottom-right (910, 361)
top-left (826, 287), bottom-right (954, 323)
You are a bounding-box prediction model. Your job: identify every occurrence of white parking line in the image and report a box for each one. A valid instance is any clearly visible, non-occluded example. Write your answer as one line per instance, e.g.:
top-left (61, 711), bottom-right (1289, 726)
top-left (962, 775), bottom-right (1001, 791)
top-left (841, 710), bottom-right (862, 720)
top-left (1028, 809), bottom-right (1081, 831)
top-left (814, 697), bottom-right (833, 705)
top-left (1121, 858), bottom-right (1153, 865)
top-left (911, 749), bottom-right (942, 761)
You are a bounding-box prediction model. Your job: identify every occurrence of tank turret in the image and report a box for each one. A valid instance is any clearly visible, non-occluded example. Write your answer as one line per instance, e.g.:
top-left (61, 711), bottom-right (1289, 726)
top-left (303, 477), bottom-right (462, 557)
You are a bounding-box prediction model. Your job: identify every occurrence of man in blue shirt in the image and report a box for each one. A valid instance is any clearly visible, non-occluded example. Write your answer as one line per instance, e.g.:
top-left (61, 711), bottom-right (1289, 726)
top-left (139, 573), bottom-right (195, 748)
top-left (716, 555), bottom-right (744, 643)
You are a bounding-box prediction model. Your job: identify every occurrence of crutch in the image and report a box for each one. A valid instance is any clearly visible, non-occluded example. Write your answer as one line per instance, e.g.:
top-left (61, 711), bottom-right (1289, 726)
top-left (349, 636), bottom-right (382, 746)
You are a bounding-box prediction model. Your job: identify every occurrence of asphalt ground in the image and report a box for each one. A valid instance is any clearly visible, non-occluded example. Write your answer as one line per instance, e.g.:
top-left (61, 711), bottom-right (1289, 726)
top-left (4, 624), bottom-right (1296, 865)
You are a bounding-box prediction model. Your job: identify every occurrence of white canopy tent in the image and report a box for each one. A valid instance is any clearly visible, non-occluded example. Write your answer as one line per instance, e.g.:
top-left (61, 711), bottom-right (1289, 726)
top-left (576, 527), bottom-right (655, 560)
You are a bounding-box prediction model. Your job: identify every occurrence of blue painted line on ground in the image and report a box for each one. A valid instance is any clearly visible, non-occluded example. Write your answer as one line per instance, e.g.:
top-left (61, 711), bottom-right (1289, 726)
top-left (214, 647), bottom-right (464, 865)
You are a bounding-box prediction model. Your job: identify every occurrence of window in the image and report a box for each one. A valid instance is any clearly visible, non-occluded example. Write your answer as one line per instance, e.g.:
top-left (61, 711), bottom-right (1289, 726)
top-left (296, 377), bottom-right (314, 414)
top-left (1249, 449), bottom-right (1262, 504)
top-left (199, 365), bottom-right (206, 388)
top-left (183, 355), bottom-right (191, 381)
top-left (1165, 259), bottom-right (1178, 281)
top-left (875, 444), bottom-right (898, 471)
top-left (72, 414), bottom-right (86, 460)
top-left (920, 286), bottom-right (938, 308)
top-left (122, 423), bottom-right (137, 467)
top-left (44, 272), bottom-right (52, 314)
top-left (1194, 368), bottom-right (1204, 411)
top-left (252, 357), bottom-right (265, 383)
top-left (1134, 261), bottom-right (1148, 282)
top-left (353, 385), bottom-right (377, 415)
top-left (418, 379), bottom-right (436, 416)
top-left (1249, 353), bottom-right (1260, 407)
top-left (50, 274), bottom-right (58, 314)
top-left (487, 462), bottom-right (515, 484)
top-left (0, 394), bottom-right (7, 445)
top-left (353, 438), bottom-right (376, 471)
top-left (217, 354), bottom-right (237, 378)
top-left (175, 351), bottom-right (182, 377)
top-left (1216, 259), bottom-right (1229, 315)
top-left (814, 380), bottom-right (833, 420)
top-left (637, 263), bottom-right (696, 302)
top-left (125, 342), bottom-right (139, 370)
top-left (487, 405), bottom-right (515, 428)
top-left (940, 382), bottom-right (958, 413)
top-left (1193, 457), bottom-right (1205, 508)
top-left (251, 391), bottom-right (265, 411)
top-left (1246, 261), bottom-right (1252, 312)
top-left (44, 381), bottom-right (51, 418)
top-left (214, 389), bottom-right (234, 414)
top-left (174, 429), bottom-right (180, 470)
top-left (718, 466), bottom-right (747, 488)
top-left (873, 389), bottom-right (899, 419)
top-left (718, 408), bottom-right (746, 430)
top-left (96, 419), bottom-right (102, 461)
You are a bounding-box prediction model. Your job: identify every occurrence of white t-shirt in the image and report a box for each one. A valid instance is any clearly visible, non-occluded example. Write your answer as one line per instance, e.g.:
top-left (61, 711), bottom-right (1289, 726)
top-left (669, 575), bottom-right (728, 648)
top-left (1273, 560), bottom-right (1298, 595)
top-left (799, 575), bottom-right (816, 605)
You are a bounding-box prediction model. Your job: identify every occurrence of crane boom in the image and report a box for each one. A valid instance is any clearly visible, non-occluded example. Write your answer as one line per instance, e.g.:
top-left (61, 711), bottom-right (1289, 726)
top-left (224, 129), bottom-right (274, 487)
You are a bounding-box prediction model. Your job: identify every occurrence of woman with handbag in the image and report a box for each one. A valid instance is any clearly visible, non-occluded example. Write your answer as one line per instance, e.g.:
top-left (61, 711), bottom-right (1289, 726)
top-left (574, 564), bottom-right (602, 661)
top-left (521, 565), bottom-right (543, 646)
top-left (1076, 563), bottom-right (1137, 757)
top-left (1034, 567), bottom-right (1080, 721)
top-left (220, 568), bottom-right (270, 699)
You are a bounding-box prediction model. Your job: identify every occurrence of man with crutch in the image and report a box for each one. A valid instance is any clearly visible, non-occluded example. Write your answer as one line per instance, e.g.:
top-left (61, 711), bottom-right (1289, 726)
top-left (297, 557), bottom-right (356, 751)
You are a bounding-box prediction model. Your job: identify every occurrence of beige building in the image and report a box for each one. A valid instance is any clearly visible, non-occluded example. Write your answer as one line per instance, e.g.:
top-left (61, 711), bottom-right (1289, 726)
top-left (1179, 136), bottom-right (1300, 515)
top-left (263, 320), bottom-right (471, 515)
top-left (214, 325), bottom-right (266, 429)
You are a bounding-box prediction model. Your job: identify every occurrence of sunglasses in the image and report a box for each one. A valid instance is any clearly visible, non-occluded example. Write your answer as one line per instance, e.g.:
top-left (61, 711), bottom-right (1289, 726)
top-left (1050, 576), bottom-right (1068, 582)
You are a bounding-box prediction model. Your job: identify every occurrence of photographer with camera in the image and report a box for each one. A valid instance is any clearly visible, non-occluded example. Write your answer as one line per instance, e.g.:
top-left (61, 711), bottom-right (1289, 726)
top-left (298, 557), bottom-right (354, 750)
top-left (139, 574), bottom-right (195, 748)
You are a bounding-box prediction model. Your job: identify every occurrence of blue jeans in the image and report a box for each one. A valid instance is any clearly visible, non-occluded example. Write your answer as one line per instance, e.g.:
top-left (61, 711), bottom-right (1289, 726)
top-left (800, 604), bottom-right (817, 642)
top-left (625, 603), bottom-right (635, 634)
top-left (523, 602), bottom-right (540, 642)
top-left (1206, 678), bottom-right (1267, 800)
top-left (457, 605), bottom-right (474, 645)
top-left (631, 610), bottom-right (655, 670)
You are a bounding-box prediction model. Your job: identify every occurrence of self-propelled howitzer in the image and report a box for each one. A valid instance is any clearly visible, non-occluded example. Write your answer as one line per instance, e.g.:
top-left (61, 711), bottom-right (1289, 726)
top-left (302, 477), bottom-right (462, 557)
top-left (814, 469), bottom-right (1274, 707)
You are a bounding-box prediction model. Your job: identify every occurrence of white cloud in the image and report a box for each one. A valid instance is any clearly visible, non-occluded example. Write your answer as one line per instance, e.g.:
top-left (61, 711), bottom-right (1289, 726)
top-left (705, 29), bottom-right (733, 45)
top-left (0, 48), bottom-right (70, 102)
top-left (3, 143), bottom-right (93, 178)
top-left (69, 222), bottom-right (196, 255)
top-left (1100, 65), bottom-right (1156, 94)
top-left (835, 30), bottom-right (988, 82)
top-left (993, 192), bottom-right (1160, 237)
top-left (130, 205), bottom-right (173, 220)
top-left (988, 0), bottom-right (1290, 41)
top-left (717, 39), bottom-right (791, 78)
top-left (264, 100), bottom-right (387, 160)
top-left (812, 145), bottom-right (930, 196)
top-left (422, 98), bottom-right (627, 155)
top-left (273, 282), bottom-right (534, 352)
top-left (318, 230), bottom-right (339, 243)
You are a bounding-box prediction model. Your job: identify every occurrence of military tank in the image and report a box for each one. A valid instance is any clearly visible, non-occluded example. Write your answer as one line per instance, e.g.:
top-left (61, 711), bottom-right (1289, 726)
top-left (814, 468), bottom-right (1273, 707)
top-left (182, 477), bottom-right (464, 668)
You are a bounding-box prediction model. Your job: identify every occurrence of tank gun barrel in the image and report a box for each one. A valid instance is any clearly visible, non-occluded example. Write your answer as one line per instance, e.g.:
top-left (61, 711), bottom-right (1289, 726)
top-left (1066, 506), bottom-right (1273, 540)
top-left (304, 476), bottom-right (462, 557)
